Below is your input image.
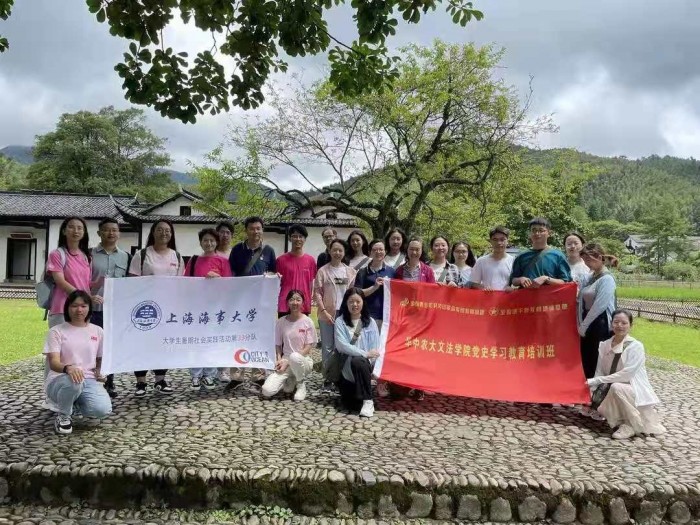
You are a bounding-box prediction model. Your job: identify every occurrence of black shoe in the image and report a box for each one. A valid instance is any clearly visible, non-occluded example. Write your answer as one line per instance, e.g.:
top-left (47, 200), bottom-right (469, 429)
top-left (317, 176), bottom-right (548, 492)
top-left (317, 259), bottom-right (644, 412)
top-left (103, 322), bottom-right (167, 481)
top-left (54, 414), bottom-right (72, 435)
top-left (154, 379), bottom-right (174, 394)
top-left (104, 381), bottom-right (118, 399)
top-left (224, 380), bottom-right (243, 393)
top-left (135, 382), bottom-right (147, 397)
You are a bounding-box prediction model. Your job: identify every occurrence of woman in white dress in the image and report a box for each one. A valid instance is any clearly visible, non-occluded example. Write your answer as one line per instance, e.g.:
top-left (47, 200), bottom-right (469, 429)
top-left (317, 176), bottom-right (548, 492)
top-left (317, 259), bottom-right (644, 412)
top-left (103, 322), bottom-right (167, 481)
top-left (587, 309), bottom-right (666, 439)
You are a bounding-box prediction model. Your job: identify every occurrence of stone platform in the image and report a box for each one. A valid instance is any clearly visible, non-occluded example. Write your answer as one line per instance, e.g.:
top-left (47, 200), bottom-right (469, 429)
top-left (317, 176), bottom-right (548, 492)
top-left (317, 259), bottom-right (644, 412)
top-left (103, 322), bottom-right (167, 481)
top-left (1, 356), bottom-right (699, 524)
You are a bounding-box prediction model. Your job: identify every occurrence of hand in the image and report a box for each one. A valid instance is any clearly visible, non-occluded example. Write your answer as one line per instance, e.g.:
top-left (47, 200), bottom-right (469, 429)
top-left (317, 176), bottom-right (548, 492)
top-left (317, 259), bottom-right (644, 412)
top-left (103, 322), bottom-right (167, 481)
top-left (447, 281), bottom-right (458, 287)
top-left (533, 276), bottom-right (549, 287)
top-left (483, 286), bottom-right (493, 292)
top-left (587, 377), bottom-right (602, 388)
top-left (321, 310), bottom-right (334, 324)
top-left (375, 277), bottom-right (384, 287)
top-left (578, 325), bottom-right (587, 337)
top-left (65, 365), bottom-right (85, 384)
top-left (205, 271), bottom-right (221, 278)
top-left (91, 276), bottom-right (105, 289)
top-left (518, 277), bottom-right (533, 288)
top-left (275, 358), bottom-right (289, 373)
top-left (95, 371), bottom-right (106, 383)
top-left (91, 295), bottom-right (104, 305)
top-left (367, 349), bottom-right (380, 359)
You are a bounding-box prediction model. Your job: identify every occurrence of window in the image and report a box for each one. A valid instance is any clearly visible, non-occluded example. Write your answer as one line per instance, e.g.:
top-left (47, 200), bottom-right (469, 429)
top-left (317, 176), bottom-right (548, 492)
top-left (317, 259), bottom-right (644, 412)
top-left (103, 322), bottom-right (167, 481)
top-left (180, 206), bottom-right (192, 216)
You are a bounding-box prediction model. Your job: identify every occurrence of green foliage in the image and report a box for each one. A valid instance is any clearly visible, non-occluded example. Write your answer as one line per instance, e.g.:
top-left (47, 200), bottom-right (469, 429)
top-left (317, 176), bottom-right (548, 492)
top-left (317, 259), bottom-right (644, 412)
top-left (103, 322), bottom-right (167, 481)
top-left (588, 219), bottom-right (643, 242)
top-left (639, 198), bottom-right (691, 272)
top-left (27, 106), bottom-right (176, 199)
top-left (0, 0), bottom-right (486, 122)
top-left (236, 505), bottom-right (294, 519)
top-left (661, 261), bottom-right (698, 281)
top-left (208, 41), bottom-right (553, 239)
top-left (0, 155), bottom-right (28, 189)
top-left (616, 286), bottom-right (700, 301)
top-left (593, 237), bottom-right (628, 259)
top-left (0, 0), bottom-right (12, 52)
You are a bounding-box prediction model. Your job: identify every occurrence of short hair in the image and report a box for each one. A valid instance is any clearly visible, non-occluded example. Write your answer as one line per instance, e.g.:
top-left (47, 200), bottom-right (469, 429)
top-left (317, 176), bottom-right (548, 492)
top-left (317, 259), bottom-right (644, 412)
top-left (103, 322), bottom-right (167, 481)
top-left (489, 226), bottom-right (510, 238)
top-left (244, 216), bottom-right (264, 228)
top-left (63, 290), bottom-right (93, 323)
top-left (321, 227), bottom-right (337, 237)
top-left (528, 217), bottom-right (551, 229)
top-left (611, 309), bottom-right (633, 326)
top-left (564, 231), bottom-right (585, 245)
top-left (198, 228), bottom-right (220, 243)
top-left (368, 239), bottom-right (385, 252)
top-left (285, 288), bottom-right (306, 303)
top-left (216, 221), bottom-right (235, 234)
top-left (98, 218), bottom-right (120, 230)
top-left (288, 224), bottom-right (308, 238)
top-left (339, 287), bottom-right (371, 328)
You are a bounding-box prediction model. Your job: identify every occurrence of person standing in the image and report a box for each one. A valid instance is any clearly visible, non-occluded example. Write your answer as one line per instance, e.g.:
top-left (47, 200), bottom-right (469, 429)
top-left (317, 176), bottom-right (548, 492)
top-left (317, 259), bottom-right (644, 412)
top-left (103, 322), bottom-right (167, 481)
top-left (128, 220), bottom-right (184, 397)
top-left (565, 231), bottom-right (592, 290)
top-left (469, 226), bottom-right (515, 290)
top-left (428, 235), bottom-right (461, 286)
top-left (578, 243), bottom-right (618, 379)
top-left (395, 237), bottom-right (435, 284)
top-left (228, 216), bottom-right (277, 388)
top-left (216, 221), bottom-right (235, 259)
top-left (314, 239), bottom-right (357, 393)
top-left (346, 230), bottom-right (370, 270)
top-left (317, 227), bottom-right (337, 269)
top-left (46, 217), bottom-right (94, 328)
top-left (184, 228), bottom-right (232, 391)
top-left (509, 217), bottom-right (572, 288)
top-left (450, 241), bottom-right (476, 286)
top-left (384, 228), bottom-right (407, 269)
top-left (90, 218), bottom-right (130, 398)
top-left (277, 224), bottom-right (317, 317)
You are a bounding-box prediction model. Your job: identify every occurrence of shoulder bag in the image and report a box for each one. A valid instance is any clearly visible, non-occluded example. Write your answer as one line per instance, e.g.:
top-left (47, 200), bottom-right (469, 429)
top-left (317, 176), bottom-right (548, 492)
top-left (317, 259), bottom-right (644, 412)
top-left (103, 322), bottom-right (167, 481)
top-left (590, 341), bottom-right (630, 409)
top-left (325, 321), bottom-right (363, 384)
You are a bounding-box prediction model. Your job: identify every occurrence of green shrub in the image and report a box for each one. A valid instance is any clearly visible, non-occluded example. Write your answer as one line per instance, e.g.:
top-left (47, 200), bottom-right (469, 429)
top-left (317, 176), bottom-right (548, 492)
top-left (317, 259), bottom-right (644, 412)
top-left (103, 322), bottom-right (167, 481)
top-left (661, 261), bottom-right (698, 281)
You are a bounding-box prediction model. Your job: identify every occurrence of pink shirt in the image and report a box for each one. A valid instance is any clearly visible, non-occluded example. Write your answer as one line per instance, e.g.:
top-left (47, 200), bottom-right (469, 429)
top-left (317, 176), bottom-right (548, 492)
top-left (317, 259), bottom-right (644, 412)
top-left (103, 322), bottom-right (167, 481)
top-left (274, 315), bottom-right (318, 357)
top-left (128, 246), bottom-right (185, 276)
top-left (184, 254), bottom-right (232, 277)
top-left (43, 322), bottom-right (103, 386)
top-left (47, 248), bottom-right (92, 314)
top-left (277, 252), bottom-right (317, 313)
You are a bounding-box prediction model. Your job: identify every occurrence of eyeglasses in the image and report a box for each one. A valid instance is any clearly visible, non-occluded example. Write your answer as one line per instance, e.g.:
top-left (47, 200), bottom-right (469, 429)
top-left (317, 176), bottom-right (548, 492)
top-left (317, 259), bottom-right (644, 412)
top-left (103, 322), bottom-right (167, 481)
top-left (530, 228), bottom-right (548, 234)
top-left (290, 235), bottom-right (305, 240)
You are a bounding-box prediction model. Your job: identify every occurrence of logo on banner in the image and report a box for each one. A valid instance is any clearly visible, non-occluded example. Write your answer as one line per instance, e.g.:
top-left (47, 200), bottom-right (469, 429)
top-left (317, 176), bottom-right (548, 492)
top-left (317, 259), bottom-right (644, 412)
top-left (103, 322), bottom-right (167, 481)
top-left (234, 348), bottom-right (270, 364)
top-left (131, 301), bottom-right (162, 331)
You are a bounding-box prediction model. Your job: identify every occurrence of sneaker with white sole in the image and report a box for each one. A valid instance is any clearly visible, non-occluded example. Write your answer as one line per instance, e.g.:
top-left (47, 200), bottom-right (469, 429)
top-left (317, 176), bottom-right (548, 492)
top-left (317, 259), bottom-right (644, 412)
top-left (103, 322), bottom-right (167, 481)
top-left (612, 424), bottom-right (635, 440)
top-left (282, 376), bottom-right (297, 394)
top-left (218, 370), bottom-right (231, 383)
top-left (359, 399), bottom-right (375, 418)
top-left (202, 377), bottom-right (216, 390)
top-left (135, 382), bottom-right (148, 397)
top-left (377, 382), bottom-right (390, 398)
top-left (55, 414), bottom-right (72, 435)
top-left (293, 382), bottom-right (307, 401)
top-left (154, 379), bottom-right (174, 394)
top-left (191, 377), bottom-right (201, 391)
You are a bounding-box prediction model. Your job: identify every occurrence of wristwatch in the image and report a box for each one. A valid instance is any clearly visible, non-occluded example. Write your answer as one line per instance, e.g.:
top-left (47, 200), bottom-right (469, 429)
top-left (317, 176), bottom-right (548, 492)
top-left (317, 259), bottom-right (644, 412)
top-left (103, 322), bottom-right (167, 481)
top-left (62, 365), bottom-right (70, 373)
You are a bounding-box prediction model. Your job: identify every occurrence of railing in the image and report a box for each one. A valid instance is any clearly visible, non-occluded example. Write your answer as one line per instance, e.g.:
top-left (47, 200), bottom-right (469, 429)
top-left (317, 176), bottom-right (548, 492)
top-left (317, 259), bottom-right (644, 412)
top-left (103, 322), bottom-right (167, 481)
top-left (617, 280), bottom-right (698, 289)
top-left (617, 298), bottom-right (700, 327)
top-left (0, 286), bottom-right (36, 300)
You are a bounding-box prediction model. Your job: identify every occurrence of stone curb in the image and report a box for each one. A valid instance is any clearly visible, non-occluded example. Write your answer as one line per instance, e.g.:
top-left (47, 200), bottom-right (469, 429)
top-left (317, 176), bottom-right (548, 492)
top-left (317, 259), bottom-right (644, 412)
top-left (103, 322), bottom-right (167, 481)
top-left (2, 463), bottom-right (699, 523)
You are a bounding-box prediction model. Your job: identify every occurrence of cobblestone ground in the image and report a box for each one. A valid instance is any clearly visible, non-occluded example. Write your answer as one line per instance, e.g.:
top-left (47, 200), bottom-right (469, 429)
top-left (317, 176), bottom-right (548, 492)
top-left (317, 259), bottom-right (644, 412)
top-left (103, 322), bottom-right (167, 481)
top-left (1, 355), bottom-right (699, 499)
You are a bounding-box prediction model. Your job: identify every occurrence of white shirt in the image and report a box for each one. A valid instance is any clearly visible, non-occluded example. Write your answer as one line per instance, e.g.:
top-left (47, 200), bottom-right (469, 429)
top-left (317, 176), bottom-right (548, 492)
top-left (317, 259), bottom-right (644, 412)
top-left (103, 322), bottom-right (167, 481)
top-left (594, 335), bottom-right (660, 407)
top-left (384, 253), bottom-right (405, 269)
top-left (469, 253), bottom-right (514, 290)
top-left (348, 254), bottom-right (369, 270)
top-left (569, 259), bottom-right (592, 289)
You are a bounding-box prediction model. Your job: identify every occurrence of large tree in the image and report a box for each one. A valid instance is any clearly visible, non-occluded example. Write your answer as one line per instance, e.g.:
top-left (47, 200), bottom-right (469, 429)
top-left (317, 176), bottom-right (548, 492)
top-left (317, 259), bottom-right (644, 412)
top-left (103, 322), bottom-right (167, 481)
top-left (0, 0), bottom-right (484, 123)
top-left (28, 106), bottom-right (175, 199)
top-left (198, 41), bottom-right (555, 238)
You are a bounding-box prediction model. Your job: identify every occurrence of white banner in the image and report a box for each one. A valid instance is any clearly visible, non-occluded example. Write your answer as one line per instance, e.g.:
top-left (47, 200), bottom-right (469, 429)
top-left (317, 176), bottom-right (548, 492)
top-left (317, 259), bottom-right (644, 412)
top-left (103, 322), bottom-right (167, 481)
top-left (102, 275), bottom-right (280, 374)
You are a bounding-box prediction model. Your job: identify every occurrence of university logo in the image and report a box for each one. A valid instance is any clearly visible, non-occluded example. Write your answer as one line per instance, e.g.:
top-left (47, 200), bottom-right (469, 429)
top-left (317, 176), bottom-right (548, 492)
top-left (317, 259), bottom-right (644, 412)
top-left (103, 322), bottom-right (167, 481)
top-left (233, 348), bottom-right (250, 364)
top-left (131, 301), bottom-right (162, 331)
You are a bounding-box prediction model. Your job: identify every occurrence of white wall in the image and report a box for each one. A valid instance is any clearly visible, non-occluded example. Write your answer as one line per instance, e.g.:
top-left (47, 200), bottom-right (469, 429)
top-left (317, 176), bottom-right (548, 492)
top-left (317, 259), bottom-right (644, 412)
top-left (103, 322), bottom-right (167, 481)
top-left (302, 226), bottom-right (358, 259)
top-left (148, 196), bottom-right (199, 216)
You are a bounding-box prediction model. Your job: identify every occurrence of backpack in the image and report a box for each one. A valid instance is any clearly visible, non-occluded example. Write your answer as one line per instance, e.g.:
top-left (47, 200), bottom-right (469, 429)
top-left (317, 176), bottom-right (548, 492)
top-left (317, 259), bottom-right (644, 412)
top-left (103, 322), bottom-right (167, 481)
top-left (138, 247), bottom-right (183, 275)
top-left (35, 247), bottom-right (66, 311)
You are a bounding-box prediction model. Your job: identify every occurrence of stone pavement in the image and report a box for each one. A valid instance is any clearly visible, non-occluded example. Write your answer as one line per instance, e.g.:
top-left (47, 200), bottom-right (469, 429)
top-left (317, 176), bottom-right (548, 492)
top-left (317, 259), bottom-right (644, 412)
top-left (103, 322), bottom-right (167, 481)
top-left (1, 355), bottom-right (699, 523)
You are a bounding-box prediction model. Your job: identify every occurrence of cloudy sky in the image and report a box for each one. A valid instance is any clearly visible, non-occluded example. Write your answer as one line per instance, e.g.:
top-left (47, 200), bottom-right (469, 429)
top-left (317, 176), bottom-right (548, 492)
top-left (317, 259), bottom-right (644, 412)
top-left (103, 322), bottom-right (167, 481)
top-left (1, 0), bottom-right (699, 177)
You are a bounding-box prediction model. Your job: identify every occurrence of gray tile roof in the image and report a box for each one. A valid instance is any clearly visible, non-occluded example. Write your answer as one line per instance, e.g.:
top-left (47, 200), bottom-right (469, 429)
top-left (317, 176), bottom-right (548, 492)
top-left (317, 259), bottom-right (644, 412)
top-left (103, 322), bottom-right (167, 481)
top-left (0, 190), bottom-right (136, 221)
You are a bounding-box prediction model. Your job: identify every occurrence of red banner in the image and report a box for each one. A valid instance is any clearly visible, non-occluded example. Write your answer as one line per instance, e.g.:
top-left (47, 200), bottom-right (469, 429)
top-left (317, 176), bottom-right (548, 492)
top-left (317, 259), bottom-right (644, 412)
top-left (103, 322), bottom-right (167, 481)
top-left (377, 281), bottom-right (590, 404)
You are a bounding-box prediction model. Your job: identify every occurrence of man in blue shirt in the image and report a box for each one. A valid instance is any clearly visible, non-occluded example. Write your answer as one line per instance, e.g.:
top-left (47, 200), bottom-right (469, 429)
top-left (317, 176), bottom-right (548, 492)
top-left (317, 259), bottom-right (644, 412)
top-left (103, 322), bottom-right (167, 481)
top-left (228, 216), bottom-right (276, 276)
top-left (510, 217), bottom-right (572, 288)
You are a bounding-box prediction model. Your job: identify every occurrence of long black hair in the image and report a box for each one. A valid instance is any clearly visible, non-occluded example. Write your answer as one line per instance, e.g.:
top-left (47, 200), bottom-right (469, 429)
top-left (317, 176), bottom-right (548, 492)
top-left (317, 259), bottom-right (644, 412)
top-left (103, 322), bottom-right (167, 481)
top-left (346, 230), bottom-right (369, 258)
top-left (57, 216), bottom-right (91, 262)
top-left (384, 227), bottom-right (408, 255)
top-left (146, 220), bottom-right (177, 251)
top-left (63, 289), bottom-right (93, 323)
top-left (339, 287), bottom-right (371, 328)
top-left (450, 241), bottom-right (477, 267)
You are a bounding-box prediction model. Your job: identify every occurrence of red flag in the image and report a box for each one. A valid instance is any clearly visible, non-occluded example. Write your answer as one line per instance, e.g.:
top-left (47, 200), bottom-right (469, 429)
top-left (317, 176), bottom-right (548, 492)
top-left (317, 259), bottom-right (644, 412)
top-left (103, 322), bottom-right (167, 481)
top-left (377, 281), bottom-right (590, 404)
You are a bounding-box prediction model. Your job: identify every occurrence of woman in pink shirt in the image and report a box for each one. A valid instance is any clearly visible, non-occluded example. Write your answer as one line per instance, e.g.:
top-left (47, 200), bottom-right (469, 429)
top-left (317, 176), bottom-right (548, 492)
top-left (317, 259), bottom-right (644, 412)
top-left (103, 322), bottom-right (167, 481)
top-left (44, 290), bottom-right (112, 435)
top-left (46, 217), bottom-right (94, 328)
top-left (128, 220), bottom-right (185, 397)
top-left (184, 228), bottom-right (232, 390)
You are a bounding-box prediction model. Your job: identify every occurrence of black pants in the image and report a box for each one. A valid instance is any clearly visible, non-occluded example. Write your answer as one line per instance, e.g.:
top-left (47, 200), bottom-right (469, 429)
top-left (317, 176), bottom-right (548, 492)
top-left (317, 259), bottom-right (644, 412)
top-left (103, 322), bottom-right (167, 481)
top-left (580, 312), bottom-right (611, 379)
top-left (338, 357), bottom-right (373, 411)
top-left (90, 311), bottom-right (114, 386)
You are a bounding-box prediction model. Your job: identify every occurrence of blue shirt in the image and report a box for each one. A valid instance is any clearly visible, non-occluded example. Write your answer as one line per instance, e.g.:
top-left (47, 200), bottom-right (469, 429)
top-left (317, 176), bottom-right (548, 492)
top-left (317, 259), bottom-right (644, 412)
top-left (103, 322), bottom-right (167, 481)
top-left (509, 247), bottom-right (571, 284)
top-left (229, 242), bottom-right (276, 276)
top-left (356, 264), bottom-right (396, 319)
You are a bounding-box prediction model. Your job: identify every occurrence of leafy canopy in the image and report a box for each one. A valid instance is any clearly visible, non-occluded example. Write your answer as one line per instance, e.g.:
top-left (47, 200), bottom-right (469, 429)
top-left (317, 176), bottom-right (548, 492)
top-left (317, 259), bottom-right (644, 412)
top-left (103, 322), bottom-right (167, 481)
top-left (0, 0), bottom-right (483, 123)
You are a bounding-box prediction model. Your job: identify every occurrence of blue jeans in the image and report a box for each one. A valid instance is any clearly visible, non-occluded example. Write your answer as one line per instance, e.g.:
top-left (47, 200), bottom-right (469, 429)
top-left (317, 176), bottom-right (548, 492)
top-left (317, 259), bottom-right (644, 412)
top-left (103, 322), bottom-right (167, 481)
top-left (190, 367), bottom-right (217, 379)
top-left (319, 310), bottom-right (340, 379)
top-left (46, 375), bottom-right (112, 418)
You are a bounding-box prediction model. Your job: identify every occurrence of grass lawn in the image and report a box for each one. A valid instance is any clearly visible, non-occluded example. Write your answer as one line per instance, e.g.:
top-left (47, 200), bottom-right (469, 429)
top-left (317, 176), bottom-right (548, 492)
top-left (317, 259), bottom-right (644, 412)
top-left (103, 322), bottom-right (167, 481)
top-left (617, 285), bottom-right (700, 302)
top-left (0, 300), bottom-right (698, 368)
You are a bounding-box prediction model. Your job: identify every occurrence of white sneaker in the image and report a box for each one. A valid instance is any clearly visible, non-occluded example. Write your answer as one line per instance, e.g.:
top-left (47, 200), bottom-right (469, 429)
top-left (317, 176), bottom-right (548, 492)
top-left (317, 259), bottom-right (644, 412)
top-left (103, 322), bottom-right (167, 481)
top-left (359, 400), bottom-right (375, 418)
top-left (612, 424), bottom-right (635, 440)
top-left (282, 376), bottom-right (297, 394)
top-left (218, 370), bottom-right (231, 383)
top-left (293, 382), bottom-right (307, 401)
top-left (55, 414), bottom-right (72, 435)
top-left (377, 382), bottom-right (390, 398)
top-left (191, 377), bottom-right (201, 391)
top-left (201, 376), bottom-right (216, 390)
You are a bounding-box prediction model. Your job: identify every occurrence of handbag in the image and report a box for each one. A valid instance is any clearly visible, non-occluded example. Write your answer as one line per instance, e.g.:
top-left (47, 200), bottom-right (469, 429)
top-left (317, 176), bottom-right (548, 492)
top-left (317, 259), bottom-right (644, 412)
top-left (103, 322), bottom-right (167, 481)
top-left (35, 247), bottom-right (66, 310)
top-left (325, 320), bottom-right (363, 384)
top-left (590, 341), bottom-right (629, 409)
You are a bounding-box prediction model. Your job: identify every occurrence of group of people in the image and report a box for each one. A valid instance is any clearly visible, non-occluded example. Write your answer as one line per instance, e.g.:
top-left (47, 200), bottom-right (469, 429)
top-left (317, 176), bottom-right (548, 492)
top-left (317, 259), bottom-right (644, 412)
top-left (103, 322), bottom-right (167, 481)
top-left (42, 215), bottom-right (664, 440)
